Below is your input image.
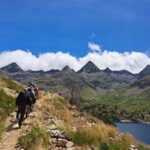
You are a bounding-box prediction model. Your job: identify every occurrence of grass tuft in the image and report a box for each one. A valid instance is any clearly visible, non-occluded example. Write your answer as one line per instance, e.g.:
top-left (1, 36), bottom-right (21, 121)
top-left (70, 126), bottom-right (102, 146)
top-left (18, 126), bottom-right (49, 150)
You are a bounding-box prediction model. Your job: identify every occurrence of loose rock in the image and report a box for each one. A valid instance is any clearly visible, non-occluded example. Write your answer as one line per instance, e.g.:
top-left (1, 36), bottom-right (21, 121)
top-left (55, 139), bottom-right (67, 147)
top-left (66, 141), bottom-right (74, 148)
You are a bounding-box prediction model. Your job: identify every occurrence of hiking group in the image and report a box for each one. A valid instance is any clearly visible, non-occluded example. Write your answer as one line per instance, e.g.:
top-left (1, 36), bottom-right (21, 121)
top-left (15, 82), bottom-right (39, 128)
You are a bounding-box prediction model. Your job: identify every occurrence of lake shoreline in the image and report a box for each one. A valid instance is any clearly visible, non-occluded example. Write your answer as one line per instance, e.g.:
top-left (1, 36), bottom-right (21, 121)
top-left (119, 119), bottom-right (150, 125)
top-left (116, 121), bottom-right (150, 145)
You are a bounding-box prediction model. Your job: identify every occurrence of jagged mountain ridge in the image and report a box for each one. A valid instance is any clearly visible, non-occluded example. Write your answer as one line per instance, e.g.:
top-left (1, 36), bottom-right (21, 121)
top-left (0, 61), bottom-right (150, 93)
top-left (0, 61), bottom-right (137, 91)
top-left (0, 61), bottom-right (139, 75)
top-left (104, 67), bottom-right (135, 76)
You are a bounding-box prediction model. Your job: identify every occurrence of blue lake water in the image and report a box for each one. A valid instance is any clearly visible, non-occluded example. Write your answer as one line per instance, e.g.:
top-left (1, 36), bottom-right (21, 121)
top-left (116, 122), bottom-right (150, 145)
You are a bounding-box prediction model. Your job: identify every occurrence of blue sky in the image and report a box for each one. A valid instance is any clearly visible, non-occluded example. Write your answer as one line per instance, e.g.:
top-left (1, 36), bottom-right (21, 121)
top-left (0, 0), bottom-right (150, 56)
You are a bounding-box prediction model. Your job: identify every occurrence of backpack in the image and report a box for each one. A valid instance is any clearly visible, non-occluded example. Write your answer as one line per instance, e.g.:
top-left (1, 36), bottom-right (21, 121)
top-left (16, 90), bottom-right (31, 106)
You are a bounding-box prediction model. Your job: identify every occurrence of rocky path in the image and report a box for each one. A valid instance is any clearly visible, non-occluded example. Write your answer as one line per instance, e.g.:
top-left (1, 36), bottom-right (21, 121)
top-left (0, 101), bottom-right (39, 150)
top-left (0, 95), bottom-right (78, 150)
top-left (0, 112), bottom-right (23, 150)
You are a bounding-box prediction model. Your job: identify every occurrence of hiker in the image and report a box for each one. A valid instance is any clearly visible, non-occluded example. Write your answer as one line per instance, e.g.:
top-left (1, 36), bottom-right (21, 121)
top-left (16, 88), bottom-right (31, 128)
top-left (27, 82), bottom-right (39, 111)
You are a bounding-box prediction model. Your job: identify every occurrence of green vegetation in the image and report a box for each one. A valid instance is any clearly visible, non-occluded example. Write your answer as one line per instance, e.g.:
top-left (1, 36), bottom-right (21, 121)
top-left (0, 76), bottom-right (23, 91)
top-left (84, 104), bottom-right (119, 124)
top-left (0, 89), bottom-right (15, 136)
top-left (23, 92), bottom-right (150, 150)
top-left (99, 140), bottom-right (130, 150)
top-left (0, 76), bottom-right (22, 137)
top-left (18, 126), bottom-right (49, 150)
top-left (81, 87), bottom-right (150, 124)
top-left (70, 126), bottom-right (101, 146)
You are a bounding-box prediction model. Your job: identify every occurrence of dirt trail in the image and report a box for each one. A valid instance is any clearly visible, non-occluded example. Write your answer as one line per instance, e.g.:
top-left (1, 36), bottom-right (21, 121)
top-left (0, 113), bottom-right (23, 150)
top-left (0, 99), bottom-right (41, 150)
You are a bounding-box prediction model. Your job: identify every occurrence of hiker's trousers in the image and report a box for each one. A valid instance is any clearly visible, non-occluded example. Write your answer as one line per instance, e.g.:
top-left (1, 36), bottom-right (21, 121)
top-left (16, 105), bottom-right (26, 127)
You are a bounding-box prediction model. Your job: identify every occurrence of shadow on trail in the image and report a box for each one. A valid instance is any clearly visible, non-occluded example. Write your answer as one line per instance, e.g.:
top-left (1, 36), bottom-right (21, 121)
top-left (6, 117), bottom-right (27, 132)
top-left (6, 120), bottom-right (19, 131)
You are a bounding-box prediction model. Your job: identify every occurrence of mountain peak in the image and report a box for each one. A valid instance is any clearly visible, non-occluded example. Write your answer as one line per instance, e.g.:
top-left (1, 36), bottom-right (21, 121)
top-left (142, 65), bottom-right (150, 71)
top-left (78, 61), bottom-right (100, 73)
top-left (0, 62), bottom-right (23, 73)
top-left (104, 67), bottom-right (112, 73)
top-left (62, 65), bottom-right (72, 71)
top-left (138, 65), bottom-right (150, 79)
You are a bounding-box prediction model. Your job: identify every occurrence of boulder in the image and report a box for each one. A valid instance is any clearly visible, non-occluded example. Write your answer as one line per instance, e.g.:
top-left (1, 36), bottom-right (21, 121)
top-left (66, 141), bottom-right (74, 148)
top-left (49, 130), bottom-right (69, 139)
top-left (12, 123), bottom-right (19, 129)
top-left (130, 145), bottom-right (136, 148)
top-left (49, 130), bottom-right (62, 138)
top-left (55, 139), bottom-right (67, 147)
top-left (129, 145), bottom-right (138, 150)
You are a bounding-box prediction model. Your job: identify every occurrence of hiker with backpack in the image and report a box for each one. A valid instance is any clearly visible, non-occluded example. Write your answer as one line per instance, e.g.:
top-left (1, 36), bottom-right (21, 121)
top-left (27, 82), bottom-right (39, 111)
top-left (16, 82), bottom-right (39, 128)
top-left (16, 88), bottom-right (31, 128)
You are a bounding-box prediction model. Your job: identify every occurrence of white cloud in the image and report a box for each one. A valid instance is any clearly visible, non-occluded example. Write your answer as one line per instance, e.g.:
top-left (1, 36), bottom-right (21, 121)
top-left (0, 49), bottom-right (150, 73)
top-left (88, 42), bottom-right (102, 53)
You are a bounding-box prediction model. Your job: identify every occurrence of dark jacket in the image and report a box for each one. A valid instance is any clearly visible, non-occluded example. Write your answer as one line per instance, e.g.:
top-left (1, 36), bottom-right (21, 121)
top-left (16, 90), bottom-right (31, 106)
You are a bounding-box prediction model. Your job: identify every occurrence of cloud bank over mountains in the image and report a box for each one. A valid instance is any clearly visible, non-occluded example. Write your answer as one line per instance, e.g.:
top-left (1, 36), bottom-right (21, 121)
top-left (0, 49), bottom-right (150, 73)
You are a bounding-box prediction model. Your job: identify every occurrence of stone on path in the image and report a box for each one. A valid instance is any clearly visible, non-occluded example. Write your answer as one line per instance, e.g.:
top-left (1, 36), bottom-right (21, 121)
top-left (12, 123), bottom-right (19, 129)
top-left (66, 141), bottom-right (74, 148)
top-left (55, 138), bottom-right (67, 147)
top-left (67, 147), bottom-right (76, 150)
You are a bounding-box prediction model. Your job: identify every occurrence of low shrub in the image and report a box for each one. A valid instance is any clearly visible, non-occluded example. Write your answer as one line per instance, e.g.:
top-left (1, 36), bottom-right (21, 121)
top-left (70, 126), bottom-right (101, 146)
top-left (18, 126), bottom-right (49, 150)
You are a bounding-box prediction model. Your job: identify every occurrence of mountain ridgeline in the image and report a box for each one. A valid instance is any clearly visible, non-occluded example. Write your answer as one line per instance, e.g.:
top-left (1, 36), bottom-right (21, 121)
top-left (0, 61), bottom-right (150, 124)
top-left (0, 61), bottom-right (139, 90)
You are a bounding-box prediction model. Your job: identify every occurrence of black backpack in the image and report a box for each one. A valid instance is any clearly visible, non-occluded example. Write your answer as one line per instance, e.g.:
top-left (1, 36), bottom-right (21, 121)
top-left (16, 90), bottom-right (31, 106)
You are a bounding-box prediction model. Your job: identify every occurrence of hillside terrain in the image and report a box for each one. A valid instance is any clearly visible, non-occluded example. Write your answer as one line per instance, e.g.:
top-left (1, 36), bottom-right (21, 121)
top-left (0, 62), bottom-right (150, 124)
top-left (0, 76), bottom-right (23, 136)
top-left (0, 77), bottom-right (150, 149)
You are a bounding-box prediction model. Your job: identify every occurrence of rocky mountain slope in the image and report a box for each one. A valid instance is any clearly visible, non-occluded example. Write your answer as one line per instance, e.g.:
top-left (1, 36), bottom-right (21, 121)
top-left (0, 61), bottom-right (137, 91)
top-left (138, 65), bottom-right (150, 79)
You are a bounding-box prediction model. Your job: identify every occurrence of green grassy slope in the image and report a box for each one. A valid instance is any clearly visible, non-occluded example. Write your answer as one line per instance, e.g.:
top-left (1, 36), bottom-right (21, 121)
top-left (81, 85), bottom-right (150, 124)
top-left (0, 76), bottom-right (23, 136)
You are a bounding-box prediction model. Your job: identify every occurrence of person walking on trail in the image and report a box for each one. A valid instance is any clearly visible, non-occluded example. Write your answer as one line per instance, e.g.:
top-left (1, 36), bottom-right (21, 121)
top-left (27, 82), bottom-right (39, 111)
top-left (16, 88), bottom-right (31, 128)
